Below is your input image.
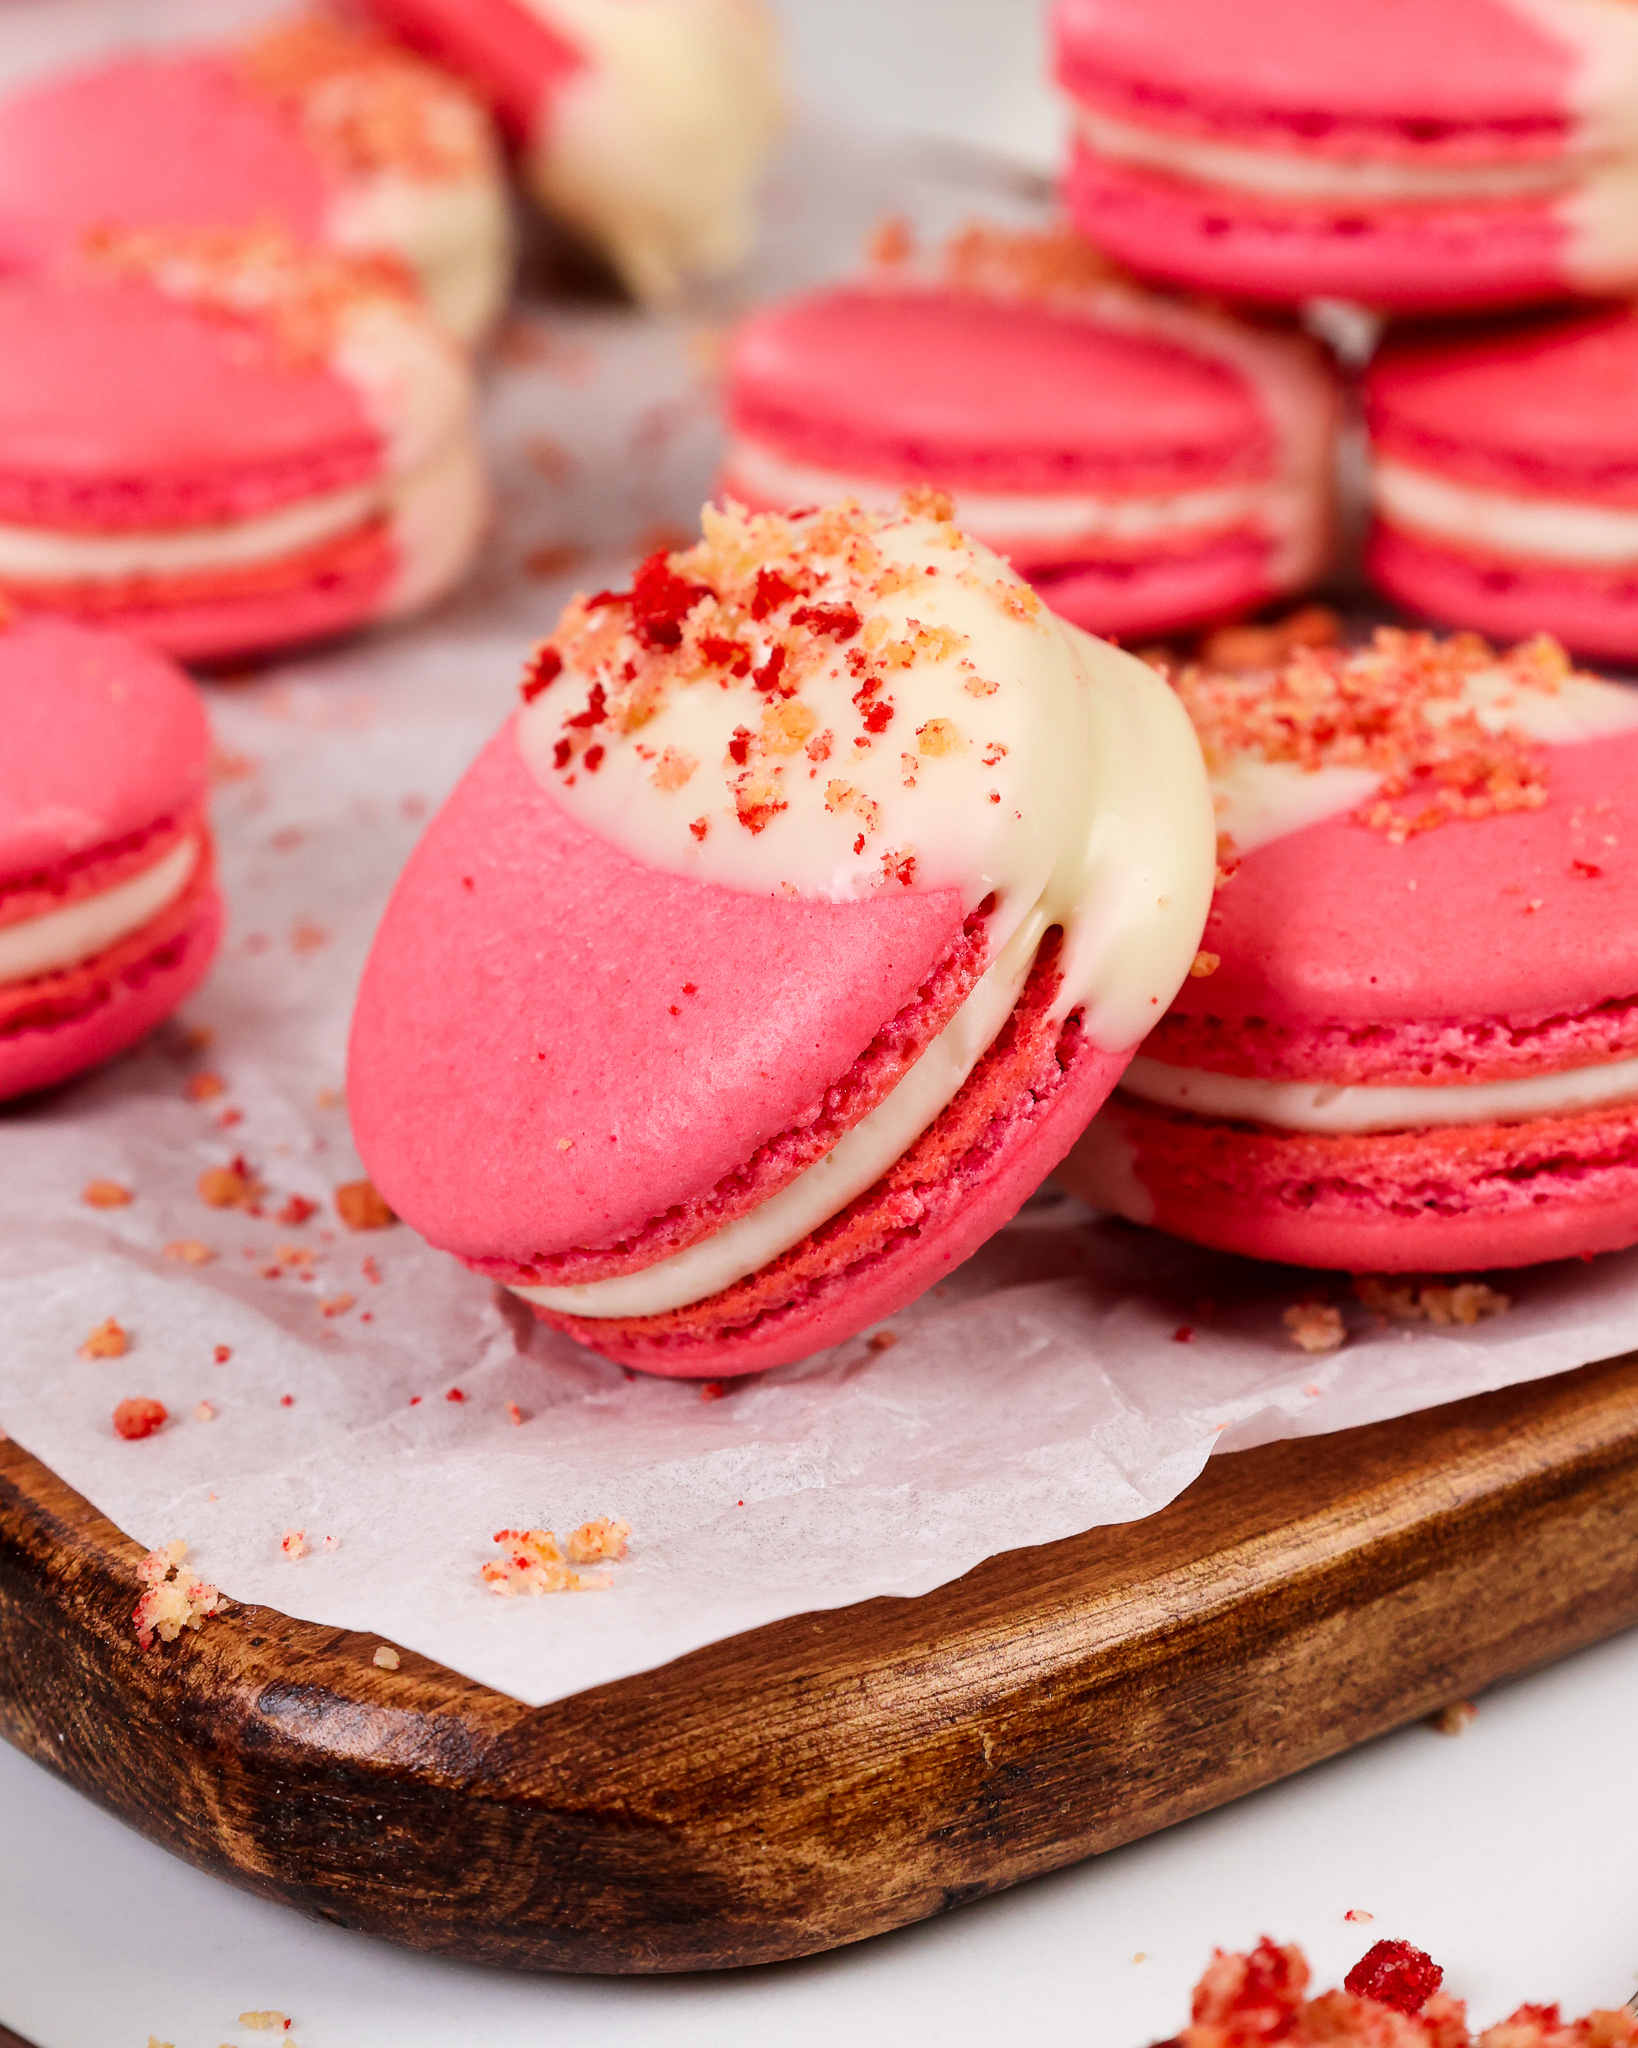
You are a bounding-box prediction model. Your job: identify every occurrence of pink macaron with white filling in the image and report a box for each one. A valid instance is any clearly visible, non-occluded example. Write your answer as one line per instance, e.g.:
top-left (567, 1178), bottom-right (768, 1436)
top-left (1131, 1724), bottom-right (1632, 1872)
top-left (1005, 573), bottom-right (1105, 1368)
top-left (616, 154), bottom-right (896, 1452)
top-left (0, 12), bottom-right (511, 346)
top-left (358, 0), bottom-right (781, 301)
top-left (1062, 628), bottom-right (1638, 1272)
top-left (1367, 306), bottom-right (1638, 662)
top-left (347, 494), bottom-right (1215, 1375)
top-left (1054, 0), bottom-right (1638, 312)
top-left (0, 614), bottom-right (220, 1101)
top-left (0, 229), bottom-right (485, 664)
top-left (722, 226), bottom-right (1338, 642)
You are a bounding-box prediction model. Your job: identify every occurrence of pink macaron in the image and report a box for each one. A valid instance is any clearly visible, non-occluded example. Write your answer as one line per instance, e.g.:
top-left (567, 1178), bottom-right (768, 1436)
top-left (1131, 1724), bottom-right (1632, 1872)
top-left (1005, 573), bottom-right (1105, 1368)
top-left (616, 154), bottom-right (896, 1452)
top-left (1054, 0), bottom-right (1638, 313)
top-left (0, 229), bottom-right (485, 665)
top-left (1061, 628), bottom-right (1638, 1274)
top-left (1366, 306), bottom-right (1638, 663)
top-left (722, 226), bottom-right (1338, 643)
top-left (348, 493), bottom-right (1216, 1375)
top-left (0, 614), bottom-right (220, 1102)
top-left (0, 12), bottom-right (511, 345)
top-left (359, 0), bottom-right (782, 301)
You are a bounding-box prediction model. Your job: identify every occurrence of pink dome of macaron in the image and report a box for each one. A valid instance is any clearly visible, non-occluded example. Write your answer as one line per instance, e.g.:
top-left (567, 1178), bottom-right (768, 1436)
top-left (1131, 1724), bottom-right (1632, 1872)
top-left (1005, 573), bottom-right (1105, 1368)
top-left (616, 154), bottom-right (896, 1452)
top-left (0, 613), bottom-right (220, 1101)
top-left (1367, 307), bottom-right (1638, 662)
top-left (722, 225), bottom-right (1338, 641)
top-left (1061, 628), bottom-right (1638, 1274)
top-left (0, 16), bottom-right (510, 344)
top-left (349, 495), bottom-right (1217, 1376)
top-left (1053, 0), bottom-right (1638, 313)
top-left (0, 232), bottom-right (485, 664)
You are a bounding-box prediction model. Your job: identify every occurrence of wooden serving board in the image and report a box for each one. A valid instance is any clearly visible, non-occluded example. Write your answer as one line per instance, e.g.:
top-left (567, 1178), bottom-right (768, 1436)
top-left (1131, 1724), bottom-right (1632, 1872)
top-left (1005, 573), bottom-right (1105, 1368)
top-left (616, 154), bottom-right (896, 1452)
top-left (4, 1353), bottom-right (1638, 1976)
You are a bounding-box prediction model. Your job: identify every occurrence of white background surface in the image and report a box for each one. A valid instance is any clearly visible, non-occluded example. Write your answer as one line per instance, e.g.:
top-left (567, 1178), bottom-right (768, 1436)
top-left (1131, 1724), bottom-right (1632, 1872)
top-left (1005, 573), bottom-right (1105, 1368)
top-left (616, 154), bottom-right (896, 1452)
top-left (4, 1), bottom-right (1637, 2043)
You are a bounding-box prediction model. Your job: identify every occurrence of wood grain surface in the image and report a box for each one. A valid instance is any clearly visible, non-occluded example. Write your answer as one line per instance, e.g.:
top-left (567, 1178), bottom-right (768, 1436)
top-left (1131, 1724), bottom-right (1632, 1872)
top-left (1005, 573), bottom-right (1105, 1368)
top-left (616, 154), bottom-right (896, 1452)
top-left (4, 1353), bottom-right (1638, 1975)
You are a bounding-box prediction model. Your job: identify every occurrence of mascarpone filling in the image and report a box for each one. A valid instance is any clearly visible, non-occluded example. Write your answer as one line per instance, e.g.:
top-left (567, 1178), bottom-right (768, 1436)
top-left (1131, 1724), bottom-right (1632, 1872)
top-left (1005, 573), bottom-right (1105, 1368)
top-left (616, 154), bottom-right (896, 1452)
top-left (0, 832), bottom-right (199, 985)
top-left (1118, 1048), bottom-right (1638, 1134)
top-left (1373, 458), bottom-right (1638, 566)
top-left (723, 435), bottom-right (1303, 561)
top-left (513, 506), bottom-right (1215, 1320)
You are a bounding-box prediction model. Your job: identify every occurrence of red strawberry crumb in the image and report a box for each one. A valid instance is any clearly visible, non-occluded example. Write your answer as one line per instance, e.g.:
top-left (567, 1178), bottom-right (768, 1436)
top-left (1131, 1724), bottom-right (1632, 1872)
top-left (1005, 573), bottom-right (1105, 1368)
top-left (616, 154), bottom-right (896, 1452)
top-left (113, 1397), bottom-right (167, 1441)
top-left (280, 1394), bottom-right (294, 1407)
top-left (213, 1344), bottom-right (232, 1363)
top-left (410, 1394), bottom-right (421, 1405)
top-left (277, 1195), bottom-right (317, 1226)
top-left (446, 1387), bottom-right (466, 1402)
top-left (700, 1380), bottom-right (726, 1401)
top-left (520, 644), bottom-right (563, 701)
top-left (506, 1401), bottom-right (523, 1425)
top-left (362, 1256), bottom-right (382, 1283)
top-left (1173, 1325), bottom-right (1196, 1343)
top-left (1344, 1940), bottom-right (1443, 2015)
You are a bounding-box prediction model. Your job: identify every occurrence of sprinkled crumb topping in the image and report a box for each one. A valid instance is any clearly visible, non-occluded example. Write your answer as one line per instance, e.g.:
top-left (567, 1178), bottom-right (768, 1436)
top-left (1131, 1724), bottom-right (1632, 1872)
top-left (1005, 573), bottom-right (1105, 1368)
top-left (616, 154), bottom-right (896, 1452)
top-left (1176, 628), bottom-right (1572, 843)
top-left (482, 1519), bottom-right (632, 1595)
top-left (133, 1539), bottom-right (226, 1651)
top-left (239, 12), bottom-right (493, 180)
top-left (938, 220), bottom-right (1127, 300)
top-left (84, 224), bottom-right (419, 364)
top-left (520, 493), bottom-right (1037, 872)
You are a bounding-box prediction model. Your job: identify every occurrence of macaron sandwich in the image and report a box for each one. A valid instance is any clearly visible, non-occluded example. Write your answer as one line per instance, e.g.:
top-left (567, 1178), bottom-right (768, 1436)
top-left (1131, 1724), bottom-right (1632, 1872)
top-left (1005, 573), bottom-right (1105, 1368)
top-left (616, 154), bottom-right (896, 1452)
top-left (349, 493), bottom-right (1216, 1374)
top-left (723, 225), bottom-right (1338, 642)
top-left (1063, 627), bottom-right (1638, 1273)
top-left (1, 616), bottom-right (219, 1101)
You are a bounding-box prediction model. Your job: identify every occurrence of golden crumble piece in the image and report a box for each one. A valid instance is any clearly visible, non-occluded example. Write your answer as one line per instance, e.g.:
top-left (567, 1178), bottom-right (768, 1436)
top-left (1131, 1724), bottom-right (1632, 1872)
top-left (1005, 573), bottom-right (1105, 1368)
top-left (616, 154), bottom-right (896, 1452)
top-left (164, 1239), bottom-right (216, 1265)
top-left (198, 1163), bottom-right (261, 1209)
top-left (238, 2014), bottom-right (294, 2034)
top-left (566, 1517), bottom-right (633, 1565)
top-left (1429, 1700), bottom-right (1477, 1736)
top-left (1283, 1302), bottom-right (1345, 1354)
top-left (281, 1529), bottom-right (308, 1560)
top-left (133, 1540), bottom-right (226, 1651)
top-left (335, 1179), bottom-right (396, 1230)
top-left (482, 1526), bottom-right (621, 1595)
top-left (79, 1317), bottom-right (127, 1361)
top-left (1354, 1278), bottom-right (1510, 1326)
top-left (1189, 950), bottom-right (1221, 978)
top-left (81, 1179), bottom-right (132, 1209)
top-left (373, 1645), bottom-right (401, 1671)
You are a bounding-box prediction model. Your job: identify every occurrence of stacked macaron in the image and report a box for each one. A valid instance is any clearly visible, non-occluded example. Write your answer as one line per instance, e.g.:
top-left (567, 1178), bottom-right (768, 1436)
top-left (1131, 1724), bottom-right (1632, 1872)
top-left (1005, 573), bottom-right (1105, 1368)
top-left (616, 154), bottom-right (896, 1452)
top-left (723, 225), bottom-right (1338, 641)
top-left (348, 494), bottom-right (1216, 1373)
top-left (0, 11), bottom-right (512, 346)
top-left (358, 0), bottom-right (783, 301)
top-left (0, 228), bottom-right (485, 663)
top-left (1, 615), bottom-right (220, 1101)
top-left (1062, 628), bottom-right (1638, 1272)
top-left (1051, 0), bottom-right (1638, 314)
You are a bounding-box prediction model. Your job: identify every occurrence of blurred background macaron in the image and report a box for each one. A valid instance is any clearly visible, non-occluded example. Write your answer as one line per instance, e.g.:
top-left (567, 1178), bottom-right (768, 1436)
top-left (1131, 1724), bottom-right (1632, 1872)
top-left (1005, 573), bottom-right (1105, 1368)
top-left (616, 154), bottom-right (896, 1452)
top-left (0, 614), bottom-right (220, 1102)
top-left (722, 225), bottom-right (1339, 642)
top-left (0, 10), bottom-right (512, 346)
top-left (0, 227), bottom-right (486, 665)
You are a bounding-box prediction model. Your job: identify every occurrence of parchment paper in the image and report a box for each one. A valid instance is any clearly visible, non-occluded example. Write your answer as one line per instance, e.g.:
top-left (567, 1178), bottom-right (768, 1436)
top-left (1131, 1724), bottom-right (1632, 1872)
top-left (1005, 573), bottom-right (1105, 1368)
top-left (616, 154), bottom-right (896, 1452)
top-left (1, 81), bottom-right (1636, 1708)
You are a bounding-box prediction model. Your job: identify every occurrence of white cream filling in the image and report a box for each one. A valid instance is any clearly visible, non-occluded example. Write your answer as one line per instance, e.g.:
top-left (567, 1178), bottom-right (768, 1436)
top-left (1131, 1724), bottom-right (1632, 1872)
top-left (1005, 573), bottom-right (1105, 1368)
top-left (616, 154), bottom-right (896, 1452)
top-left (1374, 456), bottom-right (1638, 566)
top-left (382, 430), bottom-right (490, 616)
top-left (327, 170), bottom-right (514, 348)
top-left (514, 904), bottom-right (1044, 1319)
top-left (1075, 106), bottom-right (1586, 203)
top-left (522, 0), bottom-right (783, 301)
top-left (1118, 1048), bottom-right (1638, 1133)
top-left (723, 435), bottom-right (1303, 555)
top-left (0, 833), bottom-right (198, 985)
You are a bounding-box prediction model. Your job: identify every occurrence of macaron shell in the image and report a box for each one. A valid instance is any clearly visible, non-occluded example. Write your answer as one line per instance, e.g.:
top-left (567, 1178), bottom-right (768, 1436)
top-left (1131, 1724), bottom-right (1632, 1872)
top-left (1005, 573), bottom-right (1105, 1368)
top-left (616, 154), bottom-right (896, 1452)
top-left (0, 842), bottom-right (221, 1101)
top-left (0, 276), bottom-right (383, 532)
top-left (1035, 531), bottom-right (1282, 639)
top-left (0, 53), bottom-right (328, 277)
top-left (1368, 524), bottom-right (1638, 662)
top-left (1156, 726), bottom-right (1638, 1079)
top-left (1052, 0), bottom-right (1574, 142)
top-left (1079, 1090), bottom-right (1638, 1274)
top-left (727, 286), bottom-right (1275, 495)
top-left (541, 978), bottom-right (1130, 1376)
top-left (1061, 144), bottom-right (1568, 312)
top-left (347, 723), bottom-right (971, 1270)
top-left (355, 0), bottom-right (583, 138)
top-left (0, 616), bottom-right (210, 881)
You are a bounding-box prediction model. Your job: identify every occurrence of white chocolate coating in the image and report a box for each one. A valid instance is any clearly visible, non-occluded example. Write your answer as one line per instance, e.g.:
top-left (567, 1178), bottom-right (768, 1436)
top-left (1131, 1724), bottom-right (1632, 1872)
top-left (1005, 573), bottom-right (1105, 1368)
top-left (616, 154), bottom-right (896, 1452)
top-left (1119, 1046), bottom-right (1638, 1133)
top-left (512, 501), bottom-right (1215, 1318)
top-left (327, 169), bottom-right (513, 347)
top-left (522, 0), bottom-right (782, 301)
top-left (1374, 456), bottom-right (1638, 565)
top-left (0, 833), bottom-right (198, 985)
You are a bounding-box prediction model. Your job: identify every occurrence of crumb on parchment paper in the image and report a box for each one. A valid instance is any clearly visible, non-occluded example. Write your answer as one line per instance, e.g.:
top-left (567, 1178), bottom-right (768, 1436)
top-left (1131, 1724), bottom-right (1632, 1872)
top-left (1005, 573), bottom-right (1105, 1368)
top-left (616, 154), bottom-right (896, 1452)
top-left (482, 1519), bottom-right (632, 1595)
top-left (335, 1178), bottom-right (395, 1230)
top-left (1354, 1278), bottom-right (1511, 1326)
top-left (80, 1316), bottom-right (128, 1360)
top-left (1284, 1302), bottom-right (1345, 1354)
top-left (114, 1397), bottom-right (166, 1441)
top-left (81, 1179), bottom-right (132, 1208)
